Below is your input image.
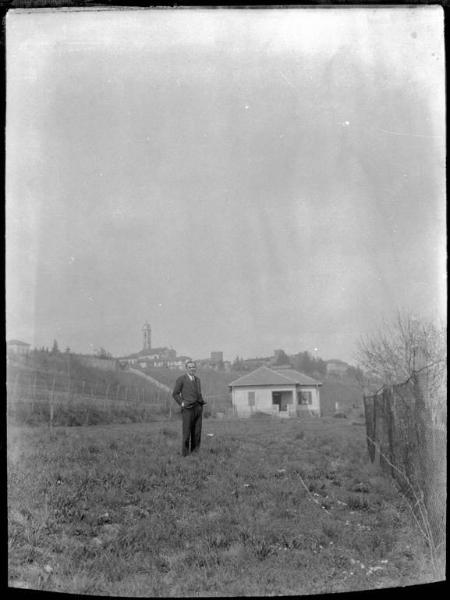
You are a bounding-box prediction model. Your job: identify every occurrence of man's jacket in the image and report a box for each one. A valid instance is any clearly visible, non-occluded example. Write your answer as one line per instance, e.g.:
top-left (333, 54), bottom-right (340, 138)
top-left (172, 375), bottom-right (205, 408)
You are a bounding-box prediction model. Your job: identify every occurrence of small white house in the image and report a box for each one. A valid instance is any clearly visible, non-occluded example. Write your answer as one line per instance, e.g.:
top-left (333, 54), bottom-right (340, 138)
top-left (229, 366), bottom-right (322, 418)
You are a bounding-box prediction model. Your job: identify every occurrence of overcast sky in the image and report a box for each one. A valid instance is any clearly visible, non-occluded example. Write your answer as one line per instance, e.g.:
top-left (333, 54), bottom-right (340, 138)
top-left (6, 7), bottom-right (446, 363)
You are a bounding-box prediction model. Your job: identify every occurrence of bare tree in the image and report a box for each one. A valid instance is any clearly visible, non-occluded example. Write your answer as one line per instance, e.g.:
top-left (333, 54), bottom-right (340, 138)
top-left (356, 311), bottom-right (446, 386)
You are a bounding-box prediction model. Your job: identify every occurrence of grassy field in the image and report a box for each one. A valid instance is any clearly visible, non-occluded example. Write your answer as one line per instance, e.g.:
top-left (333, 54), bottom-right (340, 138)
top-left (7, 416), bottom-right (441, 596)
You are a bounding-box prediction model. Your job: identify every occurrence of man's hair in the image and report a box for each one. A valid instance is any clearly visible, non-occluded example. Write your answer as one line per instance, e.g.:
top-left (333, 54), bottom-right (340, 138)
top-left (185, 359), bottom-right (196, 368)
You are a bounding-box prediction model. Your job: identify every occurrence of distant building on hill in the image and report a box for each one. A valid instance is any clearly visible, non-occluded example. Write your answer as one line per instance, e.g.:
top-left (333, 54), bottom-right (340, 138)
top-left (326, 359), bottom-right (349, 377)
top-left (242, 356), bottom-right (272, 370)
top-left (167, 356), bottom-right (192, 370)
top-left (197, 351), bottom-right (225, 370)
top-left (117, 322), bottom-right (179, 368)
top-left (142, 321), bottom-right (152, 352)
top-left (118, 347), bottom-right (177, 369)
top-left (229, 365), bottom-right (322, 418)
top-left (210, 351), bottom-right (223, 365)
top-left (7, 339), bottom-right (31, 358)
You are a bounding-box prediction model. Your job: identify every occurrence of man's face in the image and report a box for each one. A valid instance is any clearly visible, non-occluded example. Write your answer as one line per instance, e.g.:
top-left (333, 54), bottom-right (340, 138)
top-left (186, 362), bottom-right (197, 376)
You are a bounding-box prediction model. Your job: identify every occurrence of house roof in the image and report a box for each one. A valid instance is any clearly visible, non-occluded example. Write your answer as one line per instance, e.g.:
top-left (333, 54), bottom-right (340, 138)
top-left (7, 339), bottom-right (30, 346)
top-left (229, 366), bottom-right (322, 387)
top-left (138, 347), bottom-right (170, 356)
top-left (326, 359), bottom-right (348, 366)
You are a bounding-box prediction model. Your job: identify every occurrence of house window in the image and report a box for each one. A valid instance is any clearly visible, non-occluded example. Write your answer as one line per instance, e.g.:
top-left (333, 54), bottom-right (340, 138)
top-left (298, 391), bottom-right (312, 405)
top-left (248, 391), bottom-right (255, 406)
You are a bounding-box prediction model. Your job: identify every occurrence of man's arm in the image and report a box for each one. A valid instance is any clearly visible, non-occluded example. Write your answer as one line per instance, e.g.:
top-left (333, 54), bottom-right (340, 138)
top-left (197, 379), bottom-right (206, 405)
top-left (172, 377), bottom-right (184, 407)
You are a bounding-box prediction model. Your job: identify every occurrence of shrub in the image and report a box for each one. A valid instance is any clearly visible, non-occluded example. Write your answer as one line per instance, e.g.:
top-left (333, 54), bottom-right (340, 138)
top-left (333, 412), bottom-right (347, 419)
top-left (322, 523), bottom-right (339, 541)
top-left (346, 495), bottom-right (370, 511)
top-left (369, 530), bottom-right (395, 556)
top-left (161, 427), bottom-right (178, 439)
top-left (250, 411), bottom-right (272, 419)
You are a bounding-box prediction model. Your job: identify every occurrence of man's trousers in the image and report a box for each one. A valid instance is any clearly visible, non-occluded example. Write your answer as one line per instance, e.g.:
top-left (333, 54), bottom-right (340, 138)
top-left (181, 404), bottom-right (203, 456)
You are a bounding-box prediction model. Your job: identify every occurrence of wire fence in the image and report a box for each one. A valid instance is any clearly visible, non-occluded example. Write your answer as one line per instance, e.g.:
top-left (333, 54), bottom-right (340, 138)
top-left (7, 373), bottom-right (233, 427)
top-left (363, 361), bottom-right (446, 554)
top-left (7, 380), bottom-right (173, 427)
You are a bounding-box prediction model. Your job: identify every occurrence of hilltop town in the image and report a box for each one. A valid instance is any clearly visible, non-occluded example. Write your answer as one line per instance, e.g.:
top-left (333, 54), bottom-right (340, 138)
top-left (7, 321), bottom-right (358, 381)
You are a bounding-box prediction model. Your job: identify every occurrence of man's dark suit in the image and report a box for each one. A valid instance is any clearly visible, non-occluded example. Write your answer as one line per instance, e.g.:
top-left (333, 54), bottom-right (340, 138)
top-left (172, 374), bottom-right (205, 456)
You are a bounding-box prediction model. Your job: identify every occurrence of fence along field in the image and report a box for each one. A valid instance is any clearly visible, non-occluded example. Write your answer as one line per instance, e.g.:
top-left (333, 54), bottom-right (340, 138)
top-left (7, 353), bottom-right (174, 426)
top-left (363, 356), bottom-right (446, 573)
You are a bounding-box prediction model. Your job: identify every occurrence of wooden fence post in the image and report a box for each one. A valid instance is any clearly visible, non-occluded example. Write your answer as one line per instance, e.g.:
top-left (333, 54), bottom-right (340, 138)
top-left (10, 371), bottom-right (20, 420)
top-left (49, 375), bottom-right (56, 430)
top-left (30, 372), bottom-right (35, 413)
top-left (13, 371), bottom-right (20, 397)
top-left (33, 371), bottom-right (37, 403)
top-left (104, 383), bottom-right (110, 413)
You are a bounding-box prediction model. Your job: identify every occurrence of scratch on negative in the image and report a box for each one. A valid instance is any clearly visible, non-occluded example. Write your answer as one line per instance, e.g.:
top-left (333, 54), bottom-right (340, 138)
top-left (378, 127), bottom-right (443, 139)
top-left (279, 71), bottom-right (296, 90)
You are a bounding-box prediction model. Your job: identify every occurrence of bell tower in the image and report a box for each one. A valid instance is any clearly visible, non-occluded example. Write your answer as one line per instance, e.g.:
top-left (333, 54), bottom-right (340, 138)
top-left (142, 321), bottom-right (152, 352)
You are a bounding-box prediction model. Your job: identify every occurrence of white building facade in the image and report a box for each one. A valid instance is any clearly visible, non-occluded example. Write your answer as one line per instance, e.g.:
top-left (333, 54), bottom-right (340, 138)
top-left (7, 340), bottom-right (31, 356)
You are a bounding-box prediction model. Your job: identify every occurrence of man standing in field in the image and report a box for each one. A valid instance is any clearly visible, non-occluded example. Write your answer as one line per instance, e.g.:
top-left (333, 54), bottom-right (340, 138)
top-left (172, 360), bottom-right (206, 456)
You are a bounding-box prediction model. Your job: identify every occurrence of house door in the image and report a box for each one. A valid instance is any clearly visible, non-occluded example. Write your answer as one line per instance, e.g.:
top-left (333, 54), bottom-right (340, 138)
top-left (272, 392), bottom-right (292, 412)
top-left (272, 392), bottom-right (281, 410)
top-left (280, 392), bottom-right (294, 412)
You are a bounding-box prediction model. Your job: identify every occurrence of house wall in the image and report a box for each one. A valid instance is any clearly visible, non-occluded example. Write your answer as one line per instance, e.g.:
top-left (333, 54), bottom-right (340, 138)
top-left (7, 343), bottom-right (30, 356)
top-left (232, 386), bottom-right (274, 416)
top-left (297, 386), bottom-right (321, 415)
top-left (232, 385), bottom-right (296, 417)
top-left (326, 362), bottom-right (348, 376)
top-left (232, 384), bottom-right (321, 417)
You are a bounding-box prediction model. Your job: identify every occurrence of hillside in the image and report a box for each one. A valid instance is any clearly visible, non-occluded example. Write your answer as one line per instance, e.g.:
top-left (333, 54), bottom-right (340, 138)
top-left (7, 351), bottom-right (173, 427)
top-left (320, 376), bottom-right (364, 416)
top-left (140, 367), bottom-right (246, 413)
top-left (144, 366), bottom-right (363, 417)
top-left (7, 351), bottom-right (166, 400)
top-left (7, 353), bottom-right (364, 425)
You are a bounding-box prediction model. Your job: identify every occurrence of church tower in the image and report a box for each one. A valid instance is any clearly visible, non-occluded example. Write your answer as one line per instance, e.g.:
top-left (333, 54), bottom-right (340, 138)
top-left (142, 321), bottom-right (152, 352)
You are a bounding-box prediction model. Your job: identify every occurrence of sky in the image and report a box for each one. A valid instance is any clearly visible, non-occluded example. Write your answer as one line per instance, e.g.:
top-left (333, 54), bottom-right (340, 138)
top-left (6, 7), bottom-right (446, 364)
